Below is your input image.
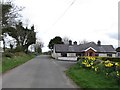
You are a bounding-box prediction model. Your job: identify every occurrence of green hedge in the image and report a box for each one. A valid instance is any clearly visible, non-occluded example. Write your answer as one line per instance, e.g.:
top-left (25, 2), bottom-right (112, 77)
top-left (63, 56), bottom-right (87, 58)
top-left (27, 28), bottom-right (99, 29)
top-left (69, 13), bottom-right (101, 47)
top-left (77, 57), bottom-right (120, 62)
top-left (98, 57), bottom-right (120, 62)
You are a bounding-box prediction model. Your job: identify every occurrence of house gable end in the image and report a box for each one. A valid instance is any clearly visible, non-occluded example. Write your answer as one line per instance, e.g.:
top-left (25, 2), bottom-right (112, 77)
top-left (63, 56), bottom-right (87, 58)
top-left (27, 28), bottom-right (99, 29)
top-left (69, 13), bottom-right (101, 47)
top-left (83, 47), bottom-right (97, 52)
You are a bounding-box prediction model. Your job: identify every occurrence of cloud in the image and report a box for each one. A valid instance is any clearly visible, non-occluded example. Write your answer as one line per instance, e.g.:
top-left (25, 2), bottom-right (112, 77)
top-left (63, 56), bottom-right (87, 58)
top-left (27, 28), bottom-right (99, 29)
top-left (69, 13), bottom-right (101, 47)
top-left (14, 0), bottom-right (120, 51)
top-left (107, 32), bottom-right (118, 40)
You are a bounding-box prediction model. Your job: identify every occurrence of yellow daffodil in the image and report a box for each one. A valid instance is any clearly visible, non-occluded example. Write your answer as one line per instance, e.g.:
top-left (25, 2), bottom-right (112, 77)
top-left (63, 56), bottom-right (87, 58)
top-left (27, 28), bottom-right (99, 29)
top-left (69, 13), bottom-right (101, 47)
top-left (105, 63), bottom-right (113, 67)
top-left (95, 67), bottom-right (98, 71)
top-left (105, 60), bottom-right (110, 63)
top-left (90, 62), bottom-right (93, 65)
top-left (82, 62), bottom-right (86, 65)
top-left (88, 57), bottom-right (91, 60)
top-left (116, 71), bottom-right (119, 76)
top-left (104, 60), bottom-right (114, 67)
top-left (115, 62), bottom-right (120, 67)
top-left (115, 62), bottom-right (118, 65)
top-left (92, 66), bottom-right (94, 69)
top-left (91, 57), bottom-right (95, 61)
top-left (86, 64), bottom-right (91, 67)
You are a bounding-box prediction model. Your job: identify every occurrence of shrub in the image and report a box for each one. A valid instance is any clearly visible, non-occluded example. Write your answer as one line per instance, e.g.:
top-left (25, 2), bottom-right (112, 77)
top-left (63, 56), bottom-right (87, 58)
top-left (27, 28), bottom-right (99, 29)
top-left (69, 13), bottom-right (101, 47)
top-left (99, 57), bottom-right (120, 62)
top-left (3, 52), bottom-right (14, 58)
top-left (14, 46), bottom-right (24, 52)
top-left (14, 52), bottom-right (26, 56)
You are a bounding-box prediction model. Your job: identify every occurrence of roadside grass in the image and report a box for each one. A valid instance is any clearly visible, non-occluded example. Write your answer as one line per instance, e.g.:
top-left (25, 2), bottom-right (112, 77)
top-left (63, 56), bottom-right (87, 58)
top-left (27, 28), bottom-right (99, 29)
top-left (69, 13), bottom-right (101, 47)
top-left (65, 63), bottom-right (120, 90)
top-left (2, 52), bottom-right (34, 73)
top-left (0, 63), bottom-right (2, 73)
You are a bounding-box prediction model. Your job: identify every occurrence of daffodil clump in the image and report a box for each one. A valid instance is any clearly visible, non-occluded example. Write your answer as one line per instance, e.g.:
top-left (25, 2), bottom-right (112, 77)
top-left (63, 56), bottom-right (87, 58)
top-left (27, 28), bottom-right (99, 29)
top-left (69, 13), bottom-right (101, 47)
top-left (102, 60), bottom-right (120, 75)
top-left (116, 71), bottom-right (119, 77)
top-left (84, 56), bottom-right (96, 61)
top-left (94, 67), bottom-right (98, 72)
top-left (104, 60), bottom-right (114, 67)
top-left (80, 56), bottom-right (95, 68)
top-left (115, 63), bottom-right (120, 84)
top-left (78, 56), bottom-right (120, 85)
top-left (115, 62), bottom-right (120, 67)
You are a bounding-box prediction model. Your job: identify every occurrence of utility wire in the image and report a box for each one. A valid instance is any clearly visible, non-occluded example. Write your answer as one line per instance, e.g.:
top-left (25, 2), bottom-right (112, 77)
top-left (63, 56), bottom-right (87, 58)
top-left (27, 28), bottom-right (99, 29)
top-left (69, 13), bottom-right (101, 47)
top-left (52, 0), bottom-right (77, 26)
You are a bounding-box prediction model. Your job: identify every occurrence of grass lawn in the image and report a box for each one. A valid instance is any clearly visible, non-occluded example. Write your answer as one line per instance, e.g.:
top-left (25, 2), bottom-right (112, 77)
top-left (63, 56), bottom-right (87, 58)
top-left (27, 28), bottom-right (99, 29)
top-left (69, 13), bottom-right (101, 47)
top-left (65, 63), bottom-right (120, 90)
top-left (2, 52), bottom-right (34, 73)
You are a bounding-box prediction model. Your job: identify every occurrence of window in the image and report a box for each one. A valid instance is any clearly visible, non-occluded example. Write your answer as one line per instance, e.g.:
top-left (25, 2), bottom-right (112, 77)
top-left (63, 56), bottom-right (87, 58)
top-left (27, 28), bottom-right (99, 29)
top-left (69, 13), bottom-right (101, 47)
top-left (118, 52), bottom-right (120, 56)
top-left (107, 53), bottom-right (112, 57)
top-left (95, 53), bottom-right (99, 56)
top-left (76, 53), bottom-right (81, 56)
top-left (77, 53), bottom-right (85, 56)
top-left (89, 52), bottom-right (93, 56)
top-left (61, 53), bottom-right (67, 57)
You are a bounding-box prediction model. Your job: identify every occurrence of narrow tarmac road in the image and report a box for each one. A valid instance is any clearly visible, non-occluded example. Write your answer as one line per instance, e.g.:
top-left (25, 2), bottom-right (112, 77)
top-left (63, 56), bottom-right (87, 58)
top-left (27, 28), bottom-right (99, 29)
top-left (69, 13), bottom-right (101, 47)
top-left (2, 55), bottom-right (77, 88)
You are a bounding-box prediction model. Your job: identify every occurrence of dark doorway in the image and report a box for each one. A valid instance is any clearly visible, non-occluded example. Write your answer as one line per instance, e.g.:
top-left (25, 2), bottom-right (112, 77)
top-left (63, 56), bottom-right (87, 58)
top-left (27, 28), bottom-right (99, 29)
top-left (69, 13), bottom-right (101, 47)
top-left (61, 53), bottom-right (67, 57)
top-left (89, 52), bottom-right (93, 56)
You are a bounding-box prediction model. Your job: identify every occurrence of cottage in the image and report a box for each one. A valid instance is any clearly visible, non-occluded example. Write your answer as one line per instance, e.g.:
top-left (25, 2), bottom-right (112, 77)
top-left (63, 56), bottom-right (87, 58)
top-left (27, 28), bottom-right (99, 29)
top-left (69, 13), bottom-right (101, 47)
top-left (52, 41), bottom-right (116, 60)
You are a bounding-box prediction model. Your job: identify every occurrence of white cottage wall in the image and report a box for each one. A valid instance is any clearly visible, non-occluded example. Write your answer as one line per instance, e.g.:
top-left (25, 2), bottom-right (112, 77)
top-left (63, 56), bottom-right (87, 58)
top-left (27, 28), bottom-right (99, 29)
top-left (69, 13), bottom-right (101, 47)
top-left (99, 54), bottom-right (107, 57)
top-left (112, 54), bottom-right (116, 57)
top-left (67, 53), bottom-right (76, 57)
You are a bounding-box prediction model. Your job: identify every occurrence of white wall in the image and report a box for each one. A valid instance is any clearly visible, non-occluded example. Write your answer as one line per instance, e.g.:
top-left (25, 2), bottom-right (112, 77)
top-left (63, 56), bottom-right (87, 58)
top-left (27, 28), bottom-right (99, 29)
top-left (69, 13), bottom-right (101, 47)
top-left (99, 54), bottom-right (107, 57)
top-left (52, 48), bottom-right (61, 59)
top-left (58, 57), bottom-right (77, 61)
top-left (67, 53), bottom-right (76, 57)
top-left (112, 54), bottom-right (116, 57)
top-left (99, 53), bottom-right (116, 57)
top-left (56, 53), bottom-right (61, 58)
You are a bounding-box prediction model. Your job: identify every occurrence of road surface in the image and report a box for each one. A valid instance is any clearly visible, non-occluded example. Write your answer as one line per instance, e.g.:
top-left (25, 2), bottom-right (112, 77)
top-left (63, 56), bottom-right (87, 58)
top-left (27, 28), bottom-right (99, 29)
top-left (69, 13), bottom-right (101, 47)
top-left (2, 55), bottom-right (77, 88)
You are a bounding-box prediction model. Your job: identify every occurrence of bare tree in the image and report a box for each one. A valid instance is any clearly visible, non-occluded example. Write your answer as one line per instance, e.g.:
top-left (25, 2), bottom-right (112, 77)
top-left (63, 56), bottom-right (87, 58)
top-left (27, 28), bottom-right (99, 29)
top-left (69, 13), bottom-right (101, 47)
top-left (79, 39), bottom-right (89, 45)
top-left (34, 39), bottom-right (44, 53)
top-left (62, 37), bottom-right (70, 44)
top-left (2, 0), bottom-right (24, 27)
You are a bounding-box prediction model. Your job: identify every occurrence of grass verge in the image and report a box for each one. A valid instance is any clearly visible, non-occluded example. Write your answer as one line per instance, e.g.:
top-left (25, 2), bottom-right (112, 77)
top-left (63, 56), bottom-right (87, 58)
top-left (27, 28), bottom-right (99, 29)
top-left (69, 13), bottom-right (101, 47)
top-left (2, 52), bottom-right (34, 73)
top-left (0, 63), bottom-right (1, 73)
top-left (65, 63), bottom-right (120, 90)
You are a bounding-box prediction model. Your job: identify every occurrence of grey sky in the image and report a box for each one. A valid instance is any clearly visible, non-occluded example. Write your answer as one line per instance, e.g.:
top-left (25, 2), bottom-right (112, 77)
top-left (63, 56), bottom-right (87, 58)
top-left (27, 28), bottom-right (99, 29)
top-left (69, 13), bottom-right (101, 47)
top-left (14, 0), bottom-right (119, 52)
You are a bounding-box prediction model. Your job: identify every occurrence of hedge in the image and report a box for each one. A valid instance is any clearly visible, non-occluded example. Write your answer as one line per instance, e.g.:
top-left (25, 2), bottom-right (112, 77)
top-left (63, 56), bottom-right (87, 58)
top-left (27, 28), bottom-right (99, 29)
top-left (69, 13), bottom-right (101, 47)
top-left (97, 57), bottom-right (120, 62)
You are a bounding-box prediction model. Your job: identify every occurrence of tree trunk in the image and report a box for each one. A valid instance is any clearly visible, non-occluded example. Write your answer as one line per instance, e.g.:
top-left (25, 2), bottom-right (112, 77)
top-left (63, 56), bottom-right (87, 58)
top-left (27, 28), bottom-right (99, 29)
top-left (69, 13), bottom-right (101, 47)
top-left (3, 39), bottom-right (5, 52)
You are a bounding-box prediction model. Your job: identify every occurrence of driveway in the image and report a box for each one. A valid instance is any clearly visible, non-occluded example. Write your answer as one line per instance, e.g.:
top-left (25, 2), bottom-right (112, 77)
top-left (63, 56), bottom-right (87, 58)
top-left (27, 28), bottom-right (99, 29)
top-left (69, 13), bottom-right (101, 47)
top-left (2, 55), bottom-right (77, 88)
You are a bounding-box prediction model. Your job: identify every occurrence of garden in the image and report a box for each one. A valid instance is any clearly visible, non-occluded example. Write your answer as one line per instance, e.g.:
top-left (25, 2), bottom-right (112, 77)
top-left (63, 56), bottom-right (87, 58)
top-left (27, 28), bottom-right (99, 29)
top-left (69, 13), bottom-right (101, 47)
top-left (65, 56), bottom-right (120, 89)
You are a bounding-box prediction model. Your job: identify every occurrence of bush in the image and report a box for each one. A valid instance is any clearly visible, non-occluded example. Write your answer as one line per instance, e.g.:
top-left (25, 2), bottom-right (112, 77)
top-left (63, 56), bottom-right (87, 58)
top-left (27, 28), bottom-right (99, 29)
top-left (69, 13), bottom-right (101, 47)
top-left (14, 52), bottom-right (26, 56)
top-left (14, 46), bottom-right (24, 52)
top-left (3, 52), bottom-right (14, 58)
top-left (98, 57), bottom-right (120, 62)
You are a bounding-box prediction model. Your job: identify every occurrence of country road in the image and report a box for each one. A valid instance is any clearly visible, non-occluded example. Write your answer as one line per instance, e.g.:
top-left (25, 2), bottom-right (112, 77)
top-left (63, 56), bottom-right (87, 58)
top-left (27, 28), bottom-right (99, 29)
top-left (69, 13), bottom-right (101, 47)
top-left (2, 55), bottom-right (77, 88)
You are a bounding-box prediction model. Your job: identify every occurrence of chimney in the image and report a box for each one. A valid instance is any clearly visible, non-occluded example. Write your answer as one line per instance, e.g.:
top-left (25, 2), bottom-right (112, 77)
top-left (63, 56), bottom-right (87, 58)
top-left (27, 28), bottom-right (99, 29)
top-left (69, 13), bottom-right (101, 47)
top-left (74, 41), bottom-right (77, 45)
top-left (69, 40), bottom-right (72, 45)
top-left (97, 40), bottom-right (101, 46)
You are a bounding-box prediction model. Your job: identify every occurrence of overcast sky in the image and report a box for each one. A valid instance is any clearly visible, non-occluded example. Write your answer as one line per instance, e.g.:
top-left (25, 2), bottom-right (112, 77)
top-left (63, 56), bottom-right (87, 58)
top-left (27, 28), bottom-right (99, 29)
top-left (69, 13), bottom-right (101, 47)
top-left (14, 0), bottom-right (120, 52)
